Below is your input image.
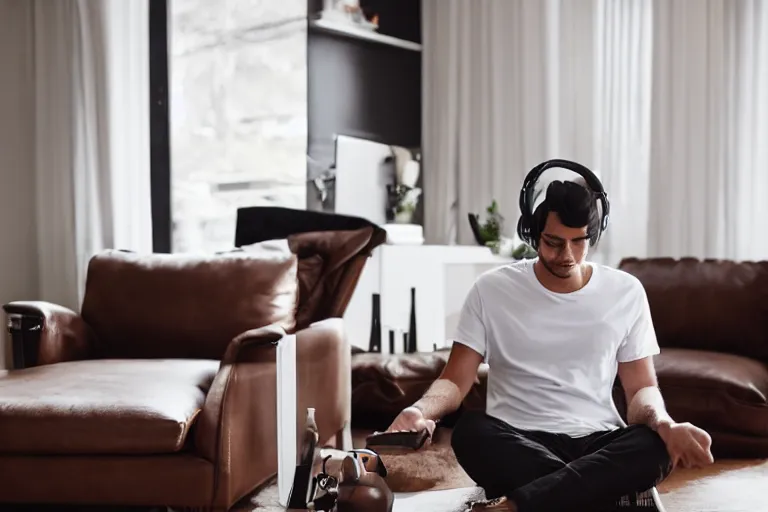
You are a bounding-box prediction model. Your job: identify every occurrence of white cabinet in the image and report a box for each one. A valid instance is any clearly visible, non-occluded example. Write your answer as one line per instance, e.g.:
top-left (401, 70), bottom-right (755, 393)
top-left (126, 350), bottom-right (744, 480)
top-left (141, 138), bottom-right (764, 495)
top-left (343, 245), bottom-right (513, 353)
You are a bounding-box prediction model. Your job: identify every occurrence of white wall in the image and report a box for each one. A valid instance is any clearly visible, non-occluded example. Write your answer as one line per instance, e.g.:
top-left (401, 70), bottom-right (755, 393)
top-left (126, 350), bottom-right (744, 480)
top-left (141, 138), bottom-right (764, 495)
top-left (0, 0), bottom-right (39, 369)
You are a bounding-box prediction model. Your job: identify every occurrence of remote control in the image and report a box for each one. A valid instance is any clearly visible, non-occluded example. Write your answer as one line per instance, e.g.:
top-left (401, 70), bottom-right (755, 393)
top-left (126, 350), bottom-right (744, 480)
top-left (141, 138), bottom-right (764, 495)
top-left (365, 429), bottom-right (430, 451)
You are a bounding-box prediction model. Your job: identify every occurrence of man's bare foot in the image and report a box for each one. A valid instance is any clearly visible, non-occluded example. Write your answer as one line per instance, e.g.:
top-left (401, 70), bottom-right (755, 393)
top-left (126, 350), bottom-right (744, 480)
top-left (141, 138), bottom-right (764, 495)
top-left (467, 496), bottom-right (517, 512)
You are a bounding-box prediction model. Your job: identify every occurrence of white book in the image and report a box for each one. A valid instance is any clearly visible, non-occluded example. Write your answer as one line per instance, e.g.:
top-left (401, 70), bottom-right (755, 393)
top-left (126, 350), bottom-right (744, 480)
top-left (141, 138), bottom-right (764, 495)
top-left (276, 334), bottom-right (298, 507)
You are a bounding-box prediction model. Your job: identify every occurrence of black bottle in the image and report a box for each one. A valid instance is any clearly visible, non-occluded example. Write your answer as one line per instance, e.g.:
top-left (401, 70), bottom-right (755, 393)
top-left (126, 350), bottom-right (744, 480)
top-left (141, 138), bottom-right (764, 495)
top-left (369, 293), bottom-right (381, 353)
top-left (407, 287), bottom-right (417, 353)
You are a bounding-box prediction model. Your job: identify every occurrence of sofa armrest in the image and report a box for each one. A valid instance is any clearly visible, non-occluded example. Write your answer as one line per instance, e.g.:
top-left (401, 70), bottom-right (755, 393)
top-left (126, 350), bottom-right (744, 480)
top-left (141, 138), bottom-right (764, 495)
top-left (194, 318), bottom-right (351, 509)
top-left (3, 301), bottom-right (95, 368)
top-left (220, 323), bottom-right (285, 365)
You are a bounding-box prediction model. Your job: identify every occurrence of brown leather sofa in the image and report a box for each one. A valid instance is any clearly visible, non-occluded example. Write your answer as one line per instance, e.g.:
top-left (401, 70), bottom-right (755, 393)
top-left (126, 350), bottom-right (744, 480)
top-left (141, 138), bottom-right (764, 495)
top-left (351, 257), bottom-right (768, 459)
top-left (617, 257), bottom-right (768, 458)
top-left (0, 225), bottom-right (384, 510)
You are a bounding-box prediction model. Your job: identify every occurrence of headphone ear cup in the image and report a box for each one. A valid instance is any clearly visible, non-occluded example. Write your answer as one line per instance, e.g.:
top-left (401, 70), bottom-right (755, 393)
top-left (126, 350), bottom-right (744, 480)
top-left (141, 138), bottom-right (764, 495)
top-left (516, 215), bottom-right (528, 244)
top-left (528, 218), bottom-right (539, 250)
top-left (598, 194), bottom-right (610, 232)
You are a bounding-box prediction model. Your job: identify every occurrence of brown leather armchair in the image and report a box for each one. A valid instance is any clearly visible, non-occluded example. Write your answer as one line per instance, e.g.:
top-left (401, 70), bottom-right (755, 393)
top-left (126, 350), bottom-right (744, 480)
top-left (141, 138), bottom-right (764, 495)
top-left (0, 224), bottom-right (384, 510)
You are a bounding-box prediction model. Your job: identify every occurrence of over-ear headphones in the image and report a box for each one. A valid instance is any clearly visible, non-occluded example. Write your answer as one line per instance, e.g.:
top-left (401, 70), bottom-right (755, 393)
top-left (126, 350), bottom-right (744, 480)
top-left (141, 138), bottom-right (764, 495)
top-left (516, 159), bottom-right (610, 247)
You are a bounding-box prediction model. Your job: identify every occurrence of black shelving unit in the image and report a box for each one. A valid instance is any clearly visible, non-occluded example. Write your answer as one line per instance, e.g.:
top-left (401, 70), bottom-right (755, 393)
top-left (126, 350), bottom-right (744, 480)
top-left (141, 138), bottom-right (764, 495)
top-left (306, 0), bottom-right (422, 175)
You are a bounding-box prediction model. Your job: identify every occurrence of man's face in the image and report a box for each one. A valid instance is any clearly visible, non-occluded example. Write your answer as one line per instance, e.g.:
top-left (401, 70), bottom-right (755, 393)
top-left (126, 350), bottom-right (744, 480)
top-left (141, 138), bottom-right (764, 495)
top-left (537, 212), bottom-right (591, 279)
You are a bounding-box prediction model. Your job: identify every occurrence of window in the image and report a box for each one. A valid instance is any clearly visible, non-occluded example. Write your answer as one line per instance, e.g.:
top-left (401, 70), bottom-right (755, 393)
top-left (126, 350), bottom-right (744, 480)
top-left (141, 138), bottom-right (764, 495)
top-left (150, 0), bottom-right (308, 253)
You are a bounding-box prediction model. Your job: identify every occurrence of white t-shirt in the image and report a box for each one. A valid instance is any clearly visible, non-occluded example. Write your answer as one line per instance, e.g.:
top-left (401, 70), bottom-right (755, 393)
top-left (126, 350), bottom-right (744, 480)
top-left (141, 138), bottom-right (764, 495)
top-left (453, 258), bottom-right (659, 437)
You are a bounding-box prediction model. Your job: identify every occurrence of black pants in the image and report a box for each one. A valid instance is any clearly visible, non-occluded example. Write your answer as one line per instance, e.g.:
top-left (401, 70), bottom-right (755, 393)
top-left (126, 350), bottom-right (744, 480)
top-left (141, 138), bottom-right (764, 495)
top-left (451, 411), bottom-right (672, 512)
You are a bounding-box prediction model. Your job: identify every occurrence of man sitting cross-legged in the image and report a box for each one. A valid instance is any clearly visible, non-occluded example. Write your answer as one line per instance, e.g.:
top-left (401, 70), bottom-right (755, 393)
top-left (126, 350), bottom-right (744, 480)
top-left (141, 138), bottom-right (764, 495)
top-left (386, 180), bottom-right (714, 512)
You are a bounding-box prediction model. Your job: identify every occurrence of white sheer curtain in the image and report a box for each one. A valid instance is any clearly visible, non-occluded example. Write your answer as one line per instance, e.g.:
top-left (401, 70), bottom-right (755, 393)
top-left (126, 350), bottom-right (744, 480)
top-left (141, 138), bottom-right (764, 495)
top-left (423, 0), bottom-right (768, 264)
top-left (421, 0), bottom-right (631, 250)
top-left (423, 0), bottom-right (558, 246)
top-left (34, 0), bottom-right (152, 310)
top-left (649, 0), bottom-right (768, 261)
top-left (592, 0), bottom-right (653, 265)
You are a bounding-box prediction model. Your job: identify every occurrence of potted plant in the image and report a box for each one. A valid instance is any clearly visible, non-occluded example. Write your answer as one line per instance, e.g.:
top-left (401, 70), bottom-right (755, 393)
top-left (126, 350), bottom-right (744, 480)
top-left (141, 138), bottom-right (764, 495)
top-left (468, 199), bottom-right (503, 252)
top-left (387, 155), bottom-right (421, 224)
top-left (468, 200), bottom-right (537, 258)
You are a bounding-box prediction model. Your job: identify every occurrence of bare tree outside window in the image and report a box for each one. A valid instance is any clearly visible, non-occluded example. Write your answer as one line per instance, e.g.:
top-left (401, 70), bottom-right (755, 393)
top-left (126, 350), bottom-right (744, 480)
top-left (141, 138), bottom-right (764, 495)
top-left (169, 0), bottom-right (307, 253)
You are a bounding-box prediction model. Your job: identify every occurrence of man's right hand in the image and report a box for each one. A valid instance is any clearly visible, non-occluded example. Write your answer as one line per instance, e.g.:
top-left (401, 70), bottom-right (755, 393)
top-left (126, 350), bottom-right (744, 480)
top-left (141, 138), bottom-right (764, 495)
top-left (383, 343), bottom-right (483, 448)
top-left (386, 406), bottom-right (436, 444)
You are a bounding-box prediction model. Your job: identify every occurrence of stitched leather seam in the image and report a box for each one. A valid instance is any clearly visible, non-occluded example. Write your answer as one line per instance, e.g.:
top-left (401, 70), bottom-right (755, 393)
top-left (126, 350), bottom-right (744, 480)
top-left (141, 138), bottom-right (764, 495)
top-left (211, 364), bottom-right (235, 506)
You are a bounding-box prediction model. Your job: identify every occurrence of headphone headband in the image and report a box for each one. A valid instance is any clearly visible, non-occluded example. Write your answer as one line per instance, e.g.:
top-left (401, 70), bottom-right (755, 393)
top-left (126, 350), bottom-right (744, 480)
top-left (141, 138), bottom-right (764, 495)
top-left (516, 159), bottom-right (610, 247)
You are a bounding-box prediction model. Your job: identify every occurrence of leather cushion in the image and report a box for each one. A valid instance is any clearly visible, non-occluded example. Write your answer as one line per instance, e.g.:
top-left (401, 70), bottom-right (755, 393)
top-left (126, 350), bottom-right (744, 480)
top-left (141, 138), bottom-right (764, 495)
top-left (352, 352), bottom-right (449, 425)
top-left (240, 228), bottom-right (378, 329)
top-left (81, 249), bottom-right (298, 360)
top-left (654, 348), bottom-right (768, 437)
top-left (288, 228), bottom-right (379, 327)
top-left (619, 257), bottom-right (768, 361)
top-left (0, 359), bottom-right (219, 455)
top-left (295, 254), bottom-right (325, 328)
top-left (351, 351), bottom-right (488, 426)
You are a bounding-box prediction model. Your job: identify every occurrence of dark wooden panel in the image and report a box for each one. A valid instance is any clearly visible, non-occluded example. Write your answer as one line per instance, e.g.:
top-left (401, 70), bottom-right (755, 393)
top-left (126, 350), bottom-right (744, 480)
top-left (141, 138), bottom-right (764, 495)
top-left (149, 0), bottom-right (171, 253)
top-left (307, 30), bottom-right (421, 164)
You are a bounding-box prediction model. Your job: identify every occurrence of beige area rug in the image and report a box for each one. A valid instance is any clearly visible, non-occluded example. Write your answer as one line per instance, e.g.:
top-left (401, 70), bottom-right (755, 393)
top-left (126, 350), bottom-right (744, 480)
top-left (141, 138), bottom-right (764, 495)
top-left (240, 429), bottom-right (768, 512)
top-left (239, 430), bottom-right (483, 512)
top-left (235, 430), bottom-right (484, 512)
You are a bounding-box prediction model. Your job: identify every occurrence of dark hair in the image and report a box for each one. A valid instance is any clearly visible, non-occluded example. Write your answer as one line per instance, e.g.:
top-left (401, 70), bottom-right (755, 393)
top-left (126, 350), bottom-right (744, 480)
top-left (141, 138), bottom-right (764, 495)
top-left (530, 180), bottom-right (601, 248)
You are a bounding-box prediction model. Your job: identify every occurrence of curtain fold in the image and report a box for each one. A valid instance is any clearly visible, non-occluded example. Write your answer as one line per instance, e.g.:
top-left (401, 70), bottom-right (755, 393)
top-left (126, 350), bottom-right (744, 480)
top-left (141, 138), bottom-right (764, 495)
top-left (648, 0), bottom-right (727, 259)
top-left (34, 0), bottom-right (152, 310)
top-left (423, 0), bottom-right (768, 263)
top-left (592, 0), bottom-right (653, 265)
top-left (649, 0), bottom-right (768, 261)
top-left (422, 0), bottom-right (601, 247)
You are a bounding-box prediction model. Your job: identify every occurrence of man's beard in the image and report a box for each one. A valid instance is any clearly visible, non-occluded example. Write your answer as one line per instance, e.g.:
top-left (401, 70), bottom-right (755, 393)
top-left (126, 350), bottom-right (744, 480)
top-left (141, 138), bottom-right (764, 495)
top-left (539, 256), bottom-right (575, 280)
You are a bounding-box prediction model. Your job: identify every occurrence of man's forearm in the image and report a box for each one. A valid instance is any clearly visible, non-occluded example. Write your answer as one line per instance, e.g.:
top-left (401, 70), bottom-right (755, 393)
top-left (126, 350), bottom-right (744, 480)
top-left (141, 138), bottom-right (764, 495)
top-left (627, 385), bottom-right (675, 432)
top-left (412, 378), bottom-right (463, 422)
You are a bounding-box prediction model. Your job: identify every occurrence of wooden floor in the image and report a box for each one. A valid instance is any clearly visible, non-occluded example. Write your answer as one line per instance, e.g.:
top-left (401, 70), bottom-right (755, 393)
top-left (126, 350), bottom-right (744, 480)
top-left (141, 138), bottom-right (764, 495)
top-left (657, 458), bottom-right (768, 511)
top-left (239, 429), bottom-right (768, 512)
top-left (241, 458), bottom-right (768, 512)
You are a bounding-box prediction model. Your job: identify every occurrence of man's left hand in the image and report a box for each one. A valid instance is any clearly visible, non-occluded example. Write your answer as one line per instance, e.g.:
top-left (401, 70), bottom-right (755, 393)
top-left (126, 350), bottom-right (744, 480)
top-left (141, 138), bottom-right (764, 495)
top-left (657, 421), bottom-right (714, 470)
